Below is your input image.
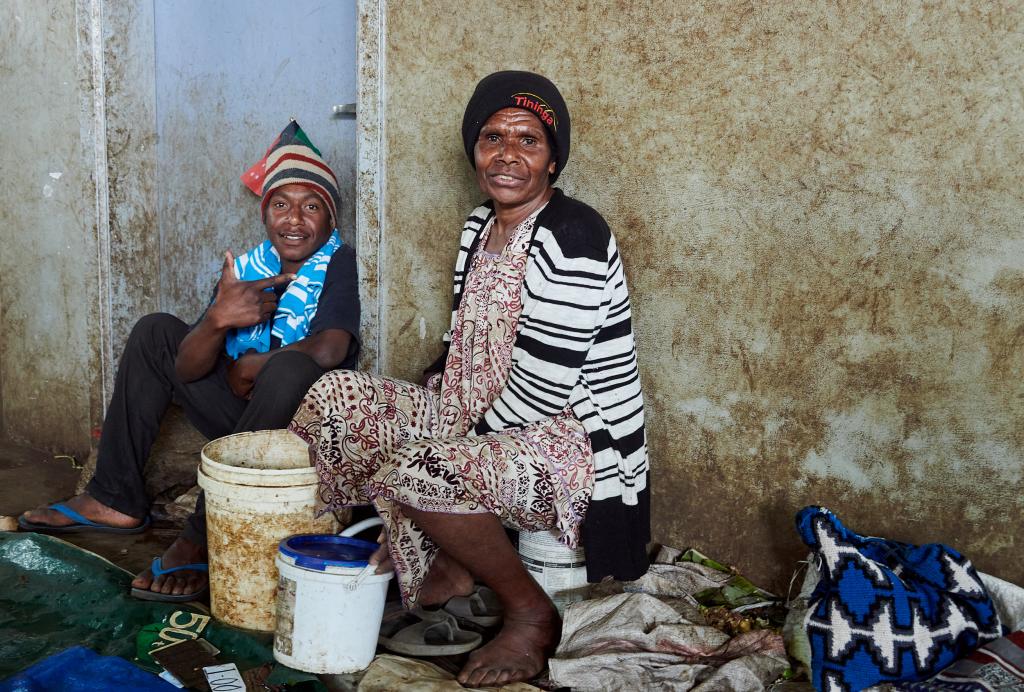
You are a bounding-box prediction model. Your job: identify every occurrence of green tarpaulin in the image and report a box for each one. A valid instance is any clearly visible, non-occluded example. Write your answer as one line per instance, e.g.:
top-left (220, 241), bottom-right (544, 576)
top-left (0, 532), bottom-right (320, 689)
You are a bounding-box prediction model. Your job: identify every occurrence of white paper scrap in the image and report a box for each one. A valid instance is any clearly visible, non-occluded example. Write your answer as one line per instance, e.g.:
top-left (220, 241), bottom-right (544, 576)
top-left (158, 669), bottom-right (185, 688)
top-left (202, 662), bottom-right (245, 691)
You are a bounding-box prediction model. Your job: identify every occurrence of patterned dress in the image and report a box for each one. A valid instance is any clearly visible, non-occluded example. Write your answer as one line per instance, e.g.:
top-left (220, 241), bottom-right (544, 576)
top-left (289, 209), bottom-right (594, 606)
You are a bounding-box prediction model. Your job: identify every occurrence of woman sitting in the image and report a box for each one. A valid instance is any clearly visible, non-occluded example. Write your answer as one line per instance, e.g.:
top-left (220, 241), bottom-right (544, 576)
top-left (289, 71), bottom-right (649, 687)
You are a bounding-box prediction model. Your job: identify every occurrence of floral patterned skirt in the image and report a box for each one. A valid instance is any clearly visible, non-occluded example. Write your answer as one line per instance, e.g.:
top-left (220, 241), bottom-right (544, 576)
top-left (288, 369), bottom-right (594, 606)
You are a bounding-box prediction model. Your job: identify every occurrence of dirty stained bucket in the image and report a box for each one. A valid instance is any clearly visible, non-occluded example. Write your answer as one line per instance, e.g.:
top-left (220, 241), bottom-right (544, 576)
top-left (274, 517), bottom-right (393, 674)
top-left (197, 429), bottom-right (338, 632)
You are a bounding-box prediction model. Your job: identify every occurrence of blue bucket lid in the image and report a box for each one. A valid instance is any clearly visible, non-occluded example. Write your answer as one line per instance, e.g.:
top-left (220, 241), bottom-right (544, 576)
top-left (279, 533), bottom-right (378, 571)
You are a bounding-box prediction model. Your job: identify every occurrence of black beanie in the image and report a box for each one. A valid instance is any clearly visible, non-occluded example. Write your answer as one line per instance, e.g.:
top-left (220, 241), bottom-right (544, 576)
top-left (461, 71), bottom-right (571, 182)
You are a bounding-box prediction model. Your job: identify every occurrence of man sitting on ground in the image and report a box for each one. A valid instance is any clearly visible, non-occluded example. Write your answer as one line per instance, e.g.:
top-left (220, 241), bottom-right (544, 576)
top-left (19, 121), bottom-right (359, 602)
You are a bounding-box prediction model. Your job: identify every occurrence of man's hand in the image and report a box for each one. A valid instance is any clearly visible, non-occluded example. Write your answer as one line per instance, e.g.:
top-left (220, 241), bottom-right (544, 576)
top-left (208, 251), bottom-right (295, 330)
top-left (225, 351), bottom-right (264, 399)
top-left (176, 253), bottom-right (293, 385)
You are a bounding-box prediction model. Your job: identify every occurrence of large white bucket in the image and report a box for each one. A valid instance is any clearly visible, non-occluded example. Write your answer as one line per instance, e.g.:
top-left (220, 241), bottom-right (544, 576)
top-left (274, 518), bottom-right (393, 674)
top-left (518, 529), bottom-right (589, 613)
top-left (197, 430), bottom-right (338, 632)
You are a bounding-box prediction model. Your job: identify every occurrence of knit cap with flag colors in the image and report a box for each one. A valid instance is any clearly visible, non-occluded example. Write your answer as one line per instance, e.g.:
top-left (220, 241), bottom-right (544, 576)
top-left (240, 120), bottom-right (341, 227)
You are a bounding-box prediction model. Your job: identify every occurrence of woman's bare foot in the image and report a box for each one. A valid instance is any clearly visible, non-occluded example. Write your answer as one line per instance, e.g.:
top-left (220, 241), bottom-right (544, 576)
top-left (20, 494), bottom-right (143, 530)
top-left (392, 506), bottom-right (561, 684)
top-left (418, 550), bottom-right (475, 606)
top-left (131, 536), bottom-right (208, 597)
top-left (458, 599), bottom-right (561, 687)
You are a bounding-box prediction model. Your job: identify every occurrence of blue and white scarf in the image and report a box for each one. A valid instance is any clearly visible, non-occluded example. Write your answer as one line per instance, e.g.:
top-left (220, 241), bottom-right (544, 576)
top-left (224, 229), bottom-right (342, 359)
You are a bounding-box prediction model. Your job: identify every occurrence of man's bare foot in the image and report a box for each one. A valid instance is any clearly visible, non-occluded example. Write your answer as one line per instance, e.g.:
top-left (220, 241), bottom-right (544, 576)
top-left (131, 536), bottom-right (208, 597)
top-left (458, 601), bottom-right (561, 687)
top-left (418, 550), bottom-right (475, 606)
top-left (20, 494), bottom-right (143, 530)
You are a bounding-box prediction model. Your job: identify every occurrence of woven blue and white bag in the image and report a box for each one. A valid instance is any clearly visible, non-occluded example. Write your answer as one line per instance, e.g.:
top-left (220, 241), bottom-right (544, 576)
top-left (796, 506), bottom-right (1001, 691)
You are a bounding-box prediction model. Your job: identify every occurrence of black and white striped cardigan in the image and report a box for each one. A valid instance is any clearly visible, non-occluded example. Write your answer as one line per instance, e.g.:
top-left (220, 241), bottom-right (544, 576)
top-left (443, 189), bottom-right (650, 582)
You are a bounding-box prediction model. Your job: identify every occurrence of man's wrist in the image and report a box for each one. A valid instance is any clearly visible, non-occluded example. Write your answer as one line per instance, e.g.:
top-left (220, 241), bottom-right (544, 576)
top-left (203, 308), bottom-right (232, 333)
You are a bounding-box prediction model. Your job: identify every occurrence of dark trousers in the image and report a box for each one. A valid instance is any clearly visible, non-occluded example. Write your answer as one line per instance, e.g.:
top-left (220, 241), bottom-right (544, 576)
top-left (85, 313), bottom-right (325, 546)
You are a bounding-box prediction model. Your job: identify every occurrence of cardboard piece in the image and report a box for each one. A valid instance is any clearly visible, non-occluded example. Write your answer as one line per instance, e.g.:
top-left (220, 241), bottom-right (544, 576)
top-left (150, 638), bottom-right (221, 692)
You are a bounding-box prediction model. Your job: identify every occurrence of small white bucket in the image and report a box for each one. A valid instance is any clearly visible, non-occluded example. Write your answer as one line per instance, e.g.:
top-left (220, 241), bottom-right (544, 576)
top-left (518, 529), bottom-right (589, 613)
top-left (198, 430), bottom-right (338, 632)
top-left (274, 517), bottom-right (394, 674)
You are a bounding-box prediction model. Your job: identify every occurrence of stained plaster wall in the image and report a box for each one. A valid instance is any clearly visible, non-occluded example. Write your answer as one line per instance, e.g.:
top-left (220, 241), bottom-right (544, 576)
top-left (368, 1), bottom-right (1024, 589)
top-left (0, 1), bottom-right (104, 452)
top-left (103, 1), bottom-right (161, 393)
top-left (154, 1), bottom-right (359, 323)
top-left (0, 1), bottom-right (158, 454)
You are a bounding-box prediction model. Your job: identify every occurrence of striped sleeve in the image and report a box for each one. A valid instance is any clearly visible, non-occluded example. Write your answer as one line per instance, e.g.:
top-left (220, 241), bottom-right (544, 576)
top-left (474, 226), bottom-right (609, 434)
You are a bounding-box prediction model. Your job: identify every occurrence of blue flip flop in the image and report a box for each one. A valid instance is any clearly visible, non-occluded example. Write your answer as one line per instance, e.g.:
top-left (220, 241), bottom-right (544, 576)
top-left (130, 557), bottom-right (209, 603)
top-left (17, 502), bottom-right (150, 535)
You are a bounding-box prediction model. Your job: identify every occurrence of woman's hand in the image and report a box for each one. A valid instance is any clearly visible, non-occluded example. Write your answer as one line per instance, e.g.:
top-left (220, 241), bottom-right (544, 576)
top-left (369, 529), bottom-right (394, 574)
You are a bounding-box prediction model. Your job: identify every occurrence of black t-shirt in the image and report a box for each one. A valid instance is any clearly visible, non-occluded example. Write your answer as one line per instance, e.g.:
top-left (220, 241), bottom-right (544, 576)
top-left (304, 244), bottom-right (360, 369)
top-left (202, 244), bottom-right (361, 369)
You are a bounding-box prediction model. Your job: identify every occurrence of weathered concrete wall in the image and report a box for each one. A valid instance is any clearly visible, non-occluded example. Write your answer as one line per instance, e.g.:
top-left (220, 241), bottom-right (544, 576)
top-left (154, 1), bottom-right (359, 322)
top-left (371, 1), bottom-right (1024, 589)
top-left (103, 1), bottom-right (160, 390)
top-left (0, 0), bottom-right (159, 454)
top-left (0, 1), bottom-right (103, 452)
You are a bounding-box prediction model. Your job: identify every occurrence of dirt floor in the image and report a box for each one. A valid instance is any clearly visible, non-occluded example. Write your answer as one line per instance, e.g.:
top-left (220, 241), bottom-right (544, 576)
top-left (0, 437), bottom-right (467, 690)
top-left (0, 437), bottom-right (180, 577)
